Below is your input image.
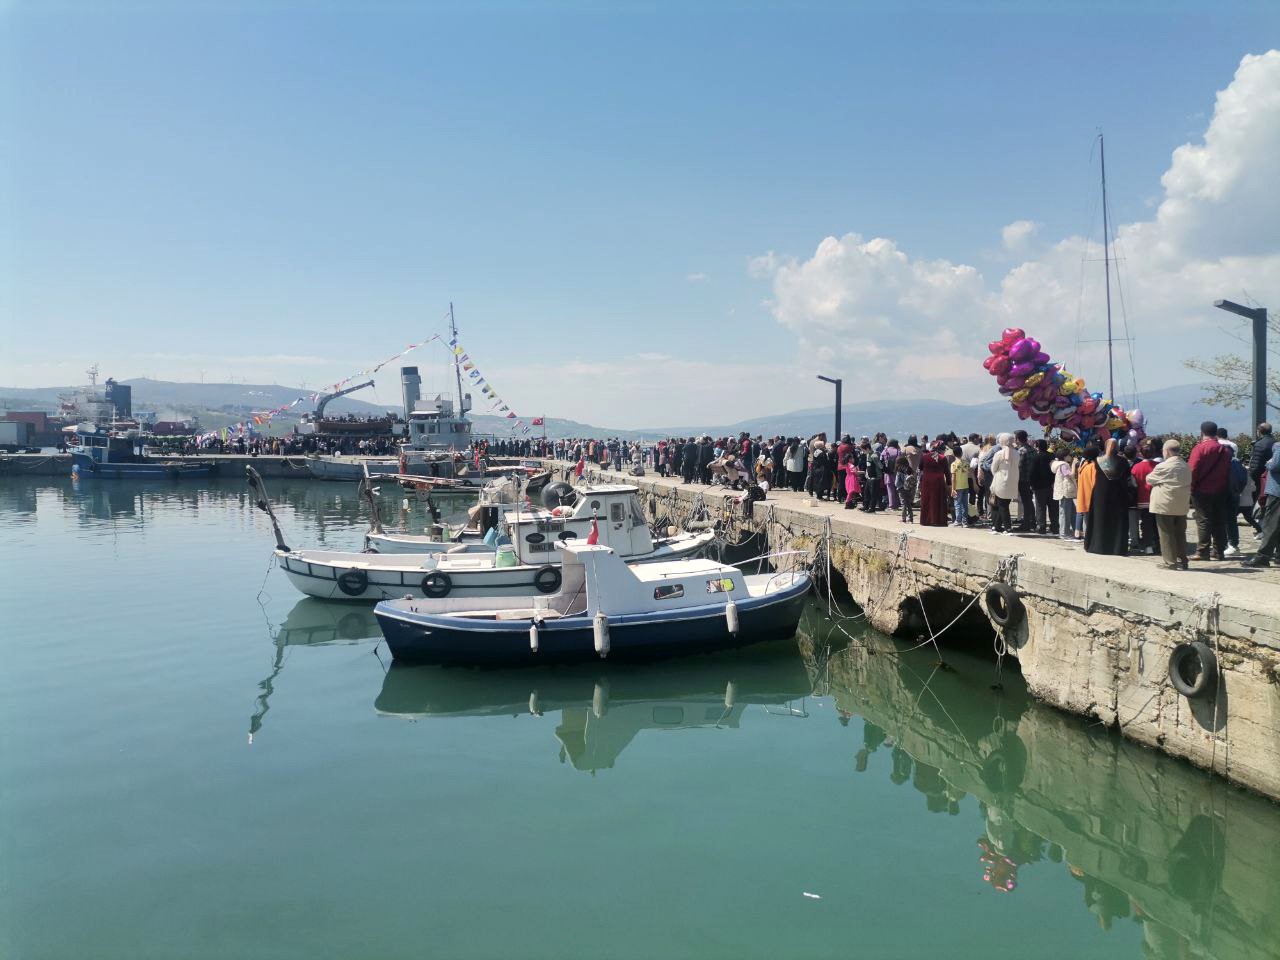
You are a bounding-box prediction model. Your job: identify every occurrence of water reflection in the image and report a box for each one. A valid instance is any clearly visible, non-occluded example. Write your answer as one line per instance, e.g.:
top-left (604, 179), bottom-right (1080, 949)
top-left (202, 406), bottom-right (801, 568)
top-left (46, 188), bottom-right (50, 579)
top-left (375, 640), bottom-right (814, 772)
top-left (0, 475), bottom-right (476, 545)
top-left (802, 614), bottom-right (1278, 960)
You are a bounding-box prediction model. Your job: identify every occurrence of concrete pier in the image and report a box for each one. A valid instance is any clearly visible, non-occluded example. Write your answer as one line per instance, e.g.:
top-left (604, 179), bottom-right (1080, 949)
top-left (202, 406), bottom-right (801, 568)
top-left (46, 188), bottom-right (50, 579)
top-left (573, 465), bottom-right (1280, 801)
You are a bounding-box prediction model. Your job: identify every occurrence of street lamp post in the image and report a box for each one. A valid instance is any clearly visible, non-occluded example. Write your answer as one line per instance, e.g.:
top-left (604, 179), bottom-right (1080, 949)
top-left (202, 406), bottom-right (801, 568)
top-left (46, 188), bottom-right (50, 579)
top-left (817, 375), bottom-right (842, 441)
top-left (1214, 299), bottom-right (1269, 429)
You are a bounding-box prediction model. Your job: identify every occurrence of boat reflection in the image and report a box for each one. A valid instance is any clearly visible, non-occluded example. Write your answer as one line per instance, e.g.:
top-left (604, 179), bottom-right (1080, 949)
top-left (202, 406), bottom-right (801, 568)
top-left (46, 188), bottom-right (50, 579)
top-left (800, 614), bottom-right (1280, 960)
top-left (375, 640), bottom-right (814, 772)
top-left (249, 599), bottom-right (382, 740)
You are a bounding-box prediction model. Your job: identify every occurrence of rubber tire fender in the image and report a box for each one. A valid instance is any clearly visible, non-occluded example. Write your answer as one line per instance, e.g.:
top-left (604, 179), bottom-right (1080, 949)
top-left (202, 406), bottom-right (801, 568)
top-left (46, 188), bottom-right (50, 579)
top-left (422, 571), bottom-right (452, 598)
top-left (984, 582), bottom-right (1025, 629)
top-left (337, 568), bottom-right (369, 597)
top-left (542, 481), bottom-right (576, 510)
top-left (1168, 641), bottom-right (1218, 699)
top-left (533, 564), bottom-right (562, 594)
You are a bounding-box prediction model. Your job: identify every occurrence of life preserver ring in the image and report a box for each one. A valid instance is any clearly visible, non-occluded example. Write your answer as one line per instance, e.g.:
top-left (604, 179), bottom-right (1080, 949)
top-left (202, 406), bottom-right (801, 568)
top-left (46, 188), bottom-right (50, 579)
top-left (1168, 641), bottom-right (1218, 699)
top-left (984, 583), bottom-right (1024, 629)
top-left (422, 571), bottom-right (452, 598)
top-left (533, 564), bottom-right (561, 594)
top-left (337, 568), bottom-right (369, 597)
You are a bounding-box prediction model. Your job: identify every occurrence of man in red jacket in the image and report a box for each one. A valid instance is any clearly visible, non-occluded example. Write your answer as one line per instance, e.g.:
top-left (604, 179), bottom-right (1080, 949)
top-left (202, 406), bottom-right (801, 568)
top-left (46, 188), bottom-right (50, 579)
top-left (1188, 420), bottom-right (1232, 560)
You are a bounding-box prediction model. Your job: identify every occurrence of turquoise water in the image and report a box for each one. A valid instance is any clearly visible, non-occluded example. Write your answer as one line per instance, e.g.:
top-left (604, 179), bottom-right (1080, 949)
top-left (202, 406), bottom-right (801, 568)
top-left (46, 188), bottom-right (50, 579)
top-left (2, 476), bottom-right (1277, 960)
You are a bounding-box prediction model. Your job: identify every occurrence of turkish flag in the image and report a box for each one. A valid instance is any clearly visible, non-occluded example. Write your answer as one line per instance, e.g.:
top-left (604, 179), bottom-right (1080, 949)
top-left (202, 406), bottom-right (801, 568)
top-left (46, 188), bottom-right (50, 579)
top-left (532, 417), bottom-right (544, 426)
top-left (586, 517), bottom-right (599, 545)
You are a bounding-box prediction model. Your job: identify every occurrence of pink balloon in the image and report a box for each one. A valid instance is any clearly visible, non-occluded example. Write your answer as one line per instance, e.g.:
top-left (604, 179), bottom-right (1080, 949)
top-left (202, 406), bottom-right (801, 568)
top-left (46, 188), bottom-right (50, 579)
top-left (1002, 327), bottom-right (1025, 343)
top-left (988, 340), bottom-right (1005, 355)
top-left (1011, 361), bottom-right (1036, 377)
top-left (1009, 339), bottom-right (1034, 362)
top-left (992, 356), bottom-right (1011, 376)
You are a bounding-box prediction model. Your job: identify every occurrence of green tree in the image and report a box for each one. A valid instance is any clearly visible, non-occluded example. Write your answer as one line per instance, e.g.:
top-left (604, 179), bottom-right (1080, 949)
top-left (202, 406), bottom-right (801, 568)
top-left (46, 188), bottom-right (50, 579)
top-left (1184, 311), bottom-right (1280, 416)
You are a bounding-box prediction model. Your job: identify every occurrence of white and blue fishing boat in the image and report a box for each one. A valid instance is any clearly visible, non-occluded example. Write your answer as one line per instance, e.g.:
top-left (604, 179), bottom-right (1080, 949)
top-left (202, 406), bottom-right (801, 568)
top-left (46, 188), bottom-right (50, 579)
top-left (70, 425), bottom-right (216, 480)
top-left (372, 542), bottom-right (811, 665)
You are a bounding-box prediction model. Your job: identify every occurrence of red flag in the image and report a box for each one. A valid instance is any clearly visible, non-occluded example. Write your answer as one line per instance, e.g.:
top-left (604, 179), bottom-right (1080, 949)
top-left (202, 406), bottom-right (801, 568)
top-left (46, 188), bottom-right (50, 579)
top-left (586, 517), bottom-right (599, 545)
top-left (532, 417), bottom-right (544, 426)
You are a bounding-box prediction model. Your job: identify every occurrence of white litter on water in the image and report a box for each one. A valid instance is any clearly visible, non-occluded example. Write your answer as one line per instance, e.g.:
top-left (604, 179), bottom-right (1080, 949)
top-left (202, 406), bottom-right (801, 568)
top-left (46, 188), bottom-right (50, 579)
top-left (802, 892), bottom-right (822, 900)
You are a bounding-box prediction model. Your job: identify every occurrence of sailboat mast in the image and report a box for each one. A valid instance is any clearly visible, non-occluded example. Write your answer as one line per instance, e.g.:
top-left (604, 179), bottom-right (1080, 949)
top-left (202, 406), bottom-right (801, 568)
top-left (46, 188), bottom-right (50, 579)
top-left (449, 302), bottom-right (465, 414)
top-left (1099, 133), bottom-right (1115, 403)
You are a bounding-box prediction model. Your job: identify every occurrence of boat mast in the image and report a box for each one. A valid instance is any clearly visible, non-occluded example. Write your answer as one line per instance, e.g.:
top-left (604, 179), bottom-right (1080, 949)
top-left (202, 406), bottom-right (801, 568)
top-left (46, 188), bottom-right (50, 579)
top-left (449, 302), bottom-right (466, 415)
top-left (1099, 133), bottom-right (1115, 403)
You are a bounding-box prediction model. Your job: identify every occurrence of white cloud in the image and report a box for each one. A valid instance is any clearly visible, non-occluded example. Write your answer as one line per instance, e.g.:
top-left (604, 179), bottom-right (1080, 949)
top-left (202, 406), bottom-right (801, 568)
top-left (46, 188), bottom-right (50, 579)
top-left (752, 50), bottom-right (1280, 407)
top-left (1000, 219), bottom-right (1041, 253)
top-left (686, 272), bottom-right (707, 282)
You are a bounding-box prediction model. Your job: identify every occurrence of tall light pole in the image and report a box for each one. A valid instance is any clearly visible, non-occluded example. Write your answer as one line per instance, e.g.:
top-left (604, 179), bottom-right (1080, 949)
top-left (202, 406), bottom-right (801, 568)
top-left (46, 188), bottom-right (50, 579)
top-left (1214, 299), bottom-right (1269, 429)
top-left (817, 375), bottom-right (842, 441)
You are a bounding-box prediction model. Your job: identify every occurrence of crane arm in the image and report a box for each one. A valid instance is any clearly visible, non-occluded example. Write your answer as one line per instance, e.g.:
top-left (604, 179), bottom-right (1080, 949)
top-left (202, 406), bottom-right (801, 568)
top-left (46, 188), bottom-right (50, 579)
top-left (314, 380), bottom-right (376, 420)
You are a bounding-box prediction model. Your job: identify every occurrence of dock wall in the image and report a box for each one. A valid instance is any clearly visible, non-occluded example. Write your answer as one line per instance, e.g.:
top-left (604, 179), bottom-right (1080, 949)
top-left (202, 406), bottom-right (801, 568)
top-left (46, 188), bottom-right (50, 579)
top-left (569, 465), bottom-right (1280, 801)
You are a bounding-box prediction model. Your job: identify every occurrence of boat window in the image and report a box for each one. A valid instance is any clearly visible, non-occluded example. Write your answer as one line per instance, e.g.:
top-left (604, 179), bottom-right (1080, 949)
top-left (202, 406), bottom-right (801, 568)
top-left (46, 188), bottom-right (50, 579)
top-left (706, 578), bottom-right (736, 594)
top-left (653, 584), bottom-right (684, 600)
top-left (610, 503), bottom-right (625, 523)
top-left (630, 498), bottom-right (646, 528)
top-left (652, 706), bottom-right (684, 726)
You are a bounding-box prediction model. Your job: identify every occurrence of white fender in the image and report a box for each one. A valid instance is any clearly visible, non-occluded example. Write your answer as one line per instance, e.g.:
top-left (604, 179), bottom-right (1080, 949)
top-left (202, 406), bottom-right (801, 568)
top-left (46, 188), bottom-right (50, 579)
top-left (529, 619), bottom-right (540, 653)
top-left (593, 611), bottom-right (610, 658)
top-left (725, 599), bottom-right (739, 635)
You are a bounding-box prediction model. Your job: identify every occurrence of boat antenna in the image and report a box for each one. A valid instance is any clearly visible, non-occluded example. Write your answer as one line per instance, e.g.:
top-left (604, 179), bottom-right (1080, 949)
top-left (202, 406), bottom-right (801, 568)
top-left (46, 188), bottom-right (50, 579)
top-left (450, 302), bottom-right (466, 416)
top-left (1099, 132), bottom-right (1115, 403)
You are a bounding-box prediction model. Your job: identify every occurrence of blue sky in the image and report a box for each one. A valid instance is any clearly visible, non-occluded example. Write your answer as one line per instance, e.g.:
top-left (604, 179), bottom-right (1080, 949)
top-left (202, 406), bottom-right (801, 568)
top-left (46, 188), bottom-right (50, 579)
top-left (4, 1), bottom-right (1279, 426)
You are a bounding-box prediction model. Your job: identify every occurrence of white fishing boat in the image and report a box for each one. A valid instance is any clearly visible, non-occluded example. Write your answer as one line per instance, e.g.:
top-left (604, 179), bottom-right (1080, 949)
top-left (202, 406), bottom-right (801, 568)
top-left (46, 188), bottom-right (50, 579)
top-left (364, 478), bottom-right (585, 553)
top-left (373, 542), bottom-right (811, 665)
top-left (247, 468), bottom-right (717, 602)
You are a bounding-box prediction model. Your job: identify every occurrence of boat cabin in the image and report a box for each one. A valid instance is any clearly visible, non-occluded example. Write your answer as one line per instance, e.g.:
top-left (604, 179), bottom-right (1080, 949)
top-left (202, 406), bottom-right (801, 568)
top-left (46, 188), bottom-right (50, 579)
top-left (72, 427), bottom-right (144, 464)
top-left (405, 394), bottom-right (473, 451)
top-left (502, 485), bottom-right (656, 562)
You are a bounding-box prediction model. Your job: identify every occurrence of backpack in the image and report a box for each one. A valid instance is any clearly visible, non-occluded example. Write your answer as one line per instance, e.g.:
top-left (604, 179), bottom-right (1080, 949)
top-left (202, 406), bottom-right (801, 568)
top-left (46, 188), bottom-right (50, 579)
top-left (1228, 458), bottom-right (1248, 497)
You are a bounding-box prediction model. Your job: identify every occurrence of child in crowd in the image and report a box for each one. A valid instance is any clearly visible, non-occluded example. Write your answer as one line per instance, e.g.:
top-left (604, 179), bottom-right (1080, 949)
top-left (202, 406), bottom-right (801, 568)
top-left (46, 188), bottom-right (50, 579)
top-left (895, 456), bottom-right (917, 523)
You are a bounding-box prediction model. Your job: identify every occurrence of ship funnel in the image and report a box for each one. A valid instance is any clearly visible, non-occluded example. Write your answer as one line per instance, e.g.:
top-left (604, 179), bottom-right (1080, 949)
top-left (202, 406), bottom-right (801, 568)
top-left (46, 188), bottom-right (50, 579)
top-left (400, 366), bottom-right (421, 416)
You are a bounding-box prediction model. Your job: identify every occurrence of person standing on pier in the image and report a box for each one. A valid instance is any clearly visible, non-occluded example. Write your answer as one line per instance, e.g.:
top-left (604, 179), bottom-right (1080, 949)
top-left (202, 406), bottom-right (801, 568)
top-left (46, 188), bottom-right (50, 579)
top-left (1189, 420), bottom-right (1233, 560)
top-left (1052, 448), bottom-right (1077, 541)
top-left (862, 440), bottom-right (884, 513)
top-left (895, 455), bottom-right (917, 523)
top-left (1013, 430), bottom-right (1036, 532)
top-left (1147, 438), bottom-right (1192, 570)
top-left (1084, 439), bottom-right (1131, 555)
top-left (1074, 444), bottom-right (1099, 543)
top-left (950, 446), bottom-right (972, 526)
top-left (1247, 422), bottom-right (1273, 513)
top-left (918, 441), bottom-right (950, 527)
top-left (989, 433), bottom-right (1019, 534)
top-left (1243, 441), bottom-right (1280, 567)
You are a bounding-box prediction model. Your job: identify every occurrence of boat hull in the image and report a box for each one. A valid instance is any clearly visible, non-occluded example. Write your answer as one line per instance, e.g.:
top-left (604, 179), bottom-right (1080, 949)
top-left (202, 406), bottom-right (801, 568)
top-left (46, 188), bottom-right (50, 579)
top-left (374, 577), bottom-right (811, 665)
top-left (70, 455), bottom-right (212, 480)
top-left (277, 533), bottom-right (714, 602)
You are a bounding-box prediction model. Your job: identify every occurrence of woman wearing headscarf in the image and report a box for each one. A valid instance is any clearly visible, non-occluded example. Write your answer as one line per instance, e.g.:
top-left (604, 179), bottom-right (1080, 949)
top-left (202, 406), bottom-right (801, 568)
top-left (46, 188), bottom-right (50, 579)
top-left (810, 441), bottom-right (834, 501)
top-left (1074, 443), bottom-right (1100, 543)
top-left (918, 440), bottom-right (951, 527)
top-left (990, 433), bottom-right (1020, 534)
top-left (1084, 438), bottom-right (1131, 555)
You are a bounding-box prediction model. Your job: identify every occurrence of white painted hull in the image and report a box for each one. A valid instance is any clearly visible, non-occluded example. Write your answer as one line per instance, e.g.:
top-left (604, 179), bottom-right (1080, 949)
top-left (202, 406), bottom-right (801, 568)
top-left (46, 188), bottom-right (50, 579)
top-left (276, 531), bottom-right (716, 602)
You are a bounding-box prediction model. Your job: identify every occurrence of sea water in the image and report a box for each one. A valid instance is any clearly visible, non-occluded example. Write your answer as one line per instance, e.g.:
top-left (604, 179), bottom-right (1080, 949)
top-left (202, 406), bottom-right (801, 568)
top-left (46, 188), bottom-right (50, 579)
top-left (2, 476), bottom-right (1277, 960)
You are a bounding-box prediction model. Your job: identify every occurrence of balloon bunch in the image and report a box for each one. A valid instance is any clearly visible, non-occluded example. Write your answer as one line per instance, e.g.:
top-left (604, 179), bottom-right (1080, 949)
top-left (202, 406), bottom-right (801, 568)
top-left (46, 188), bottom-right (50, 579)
top-left (981, 328), bottom-right (1146, 448)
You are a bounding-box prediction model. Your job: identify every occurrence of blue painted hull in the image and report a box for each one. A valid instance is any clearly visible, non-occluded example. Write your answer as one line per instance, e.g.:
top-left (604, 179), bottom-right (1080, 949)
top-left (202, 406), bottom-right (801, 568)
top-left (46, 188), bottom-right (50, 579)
top-left (374, 578), bottom-right (811, 665)
top-left (71, 454), bottom-right (213, 480)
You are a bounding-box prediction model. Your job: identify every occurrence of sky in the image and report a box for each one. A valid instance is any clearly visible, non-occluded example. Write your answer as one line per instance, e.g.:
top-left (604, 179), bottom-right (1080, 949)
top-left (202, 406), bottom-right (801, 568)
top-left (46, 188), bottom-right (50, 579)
top-left (3, 0), bottom-right (1279, 428)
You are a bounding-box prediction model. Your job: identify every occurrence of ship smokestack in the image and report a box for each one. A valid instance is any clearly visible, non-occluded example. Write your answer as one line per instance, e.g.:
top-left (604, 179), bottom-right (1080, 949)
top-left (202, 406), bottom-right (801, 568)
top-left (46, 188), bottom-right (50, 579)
top-left (400, 366), bottom-right (421, 417)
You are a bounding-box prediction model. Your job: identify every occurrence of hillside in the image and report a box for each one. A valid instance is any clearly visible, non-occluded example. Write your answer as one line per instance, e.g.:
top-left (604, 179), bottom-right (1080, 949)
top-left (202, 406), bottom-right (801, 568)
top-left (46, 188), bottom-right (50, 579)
top-left (0, 378), bottom-right (1248, 439)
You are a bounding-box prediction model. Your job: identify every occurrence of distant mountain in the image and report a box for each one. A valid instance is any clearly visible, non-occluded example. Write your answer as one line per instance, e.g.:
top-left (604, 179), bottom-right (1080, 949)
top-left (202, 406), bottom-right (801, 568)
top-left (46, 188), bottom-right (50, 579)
top-left (0, 378), bottom-right (1249, 439)
top-left (641, 383), bottom-right (1249, 440)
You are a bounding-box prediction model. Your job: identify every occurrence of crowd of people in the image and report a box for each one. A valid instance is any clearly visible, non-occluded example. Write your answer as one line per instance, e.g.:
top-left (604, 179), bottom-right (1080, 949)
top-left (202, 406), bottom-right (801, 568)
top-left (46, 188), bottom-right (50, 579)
top-left (552, 421), bottom-right (1280, 571)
